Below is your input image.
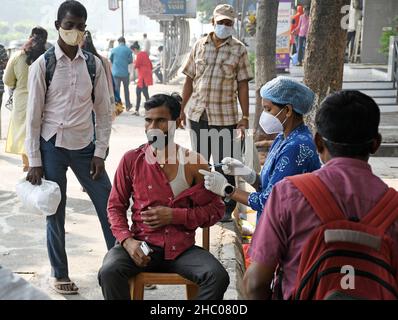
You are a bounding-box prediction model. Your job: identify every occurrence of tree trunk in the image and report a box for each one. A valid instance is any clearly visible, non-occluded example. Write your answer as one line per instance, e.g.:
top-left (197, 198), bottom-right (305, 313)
top-left (254, 0), bottom-right (279, 141)
top-left (303, 0), bottom-right (350, 133)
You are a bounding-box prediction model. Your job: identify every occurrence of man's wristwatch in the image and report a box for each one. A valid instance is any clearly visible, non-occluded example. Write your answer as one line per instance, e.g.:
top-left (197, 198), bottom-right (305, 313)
top-left (242, 116), bottom-right (250, 121)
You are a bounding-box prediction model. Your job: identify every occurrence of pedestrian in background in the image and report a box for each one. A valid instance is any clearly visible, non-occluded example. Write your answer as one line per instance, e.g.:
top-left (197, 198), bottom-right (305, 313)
top-left (0, 43), bottom-right (8, 112)
top-left (294, 6), bottom-right (310, 67)
top-left (143, 33), bottom-right (151, 55)
top-left (81, 30), bottom-right (118, 119)
top-left (110, 36), bottom-right (133, 111)
top-left (153, 45), bottom-right (163, 84)
top-left (131, 41), bottom-right (152, 116)
top-left (4, 27), bottom-right (47, 172)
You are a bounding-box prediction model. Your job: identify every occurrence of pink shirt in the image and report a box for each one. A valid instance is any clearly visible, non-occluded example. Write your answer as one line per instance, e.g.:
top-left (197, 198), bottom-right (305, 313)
top-left (250, 158), bottom-right (398, 299)
top-left (298, 14), bottom-right (310, 37)
top-left (26, 42), bottom-right (112, 167)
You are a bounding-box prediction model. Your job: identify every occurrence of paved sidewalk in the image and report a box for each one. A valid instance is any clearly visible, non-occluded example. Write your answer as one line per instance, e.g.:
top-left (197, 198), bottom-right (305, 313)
top-left (1, 81), bottom-right (397, 300)
top-left (0, 82), bottom-right (240, 300)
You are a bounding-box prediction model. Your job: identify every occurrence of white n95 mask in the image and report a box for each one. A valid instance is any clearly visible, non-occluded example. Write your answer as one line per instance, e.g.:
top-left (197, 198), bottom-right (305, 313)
top-left (259, 109), bottom-right (286, 135)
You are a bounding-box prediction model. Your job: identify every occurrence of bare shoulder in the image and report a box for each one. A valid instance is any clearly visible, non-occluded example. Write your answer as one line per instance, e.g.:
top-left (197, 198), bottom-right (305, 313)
top-left (182, 148), bottom-right (209, 184)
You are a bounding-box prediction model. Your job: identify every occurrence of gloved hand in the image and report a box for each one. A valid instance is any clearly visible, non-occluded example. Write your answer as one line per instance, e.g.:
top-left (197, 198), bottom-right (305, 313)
top-left (199, 169), bottom-right (231, 197)
top-left (221, 157), bottom-right (257, 185)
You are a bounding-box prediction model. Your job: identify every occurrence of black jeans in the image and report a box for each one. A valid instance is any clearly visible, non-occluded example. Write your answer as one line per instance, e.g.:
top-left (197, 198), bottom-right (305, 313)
top-left (136, 84), bottom-right (150, 112)
top-left (189, 119), bottom-right (242, 215)
top-left (98, 244), bottom-right (229, 300)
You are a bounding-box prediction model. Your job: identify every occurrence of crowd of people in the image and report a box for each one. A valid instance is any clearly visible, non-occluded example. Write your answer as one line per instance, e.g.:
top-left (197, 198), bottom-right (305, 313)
top-left (1, 0), bottom-right (397, 301)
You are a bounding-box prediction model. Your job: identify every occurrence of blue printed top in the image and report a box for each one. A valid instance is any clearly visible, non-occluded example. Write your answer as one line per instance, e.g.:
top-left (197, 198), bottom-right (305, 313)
top-left (248, 123), bottom-right (321, 221)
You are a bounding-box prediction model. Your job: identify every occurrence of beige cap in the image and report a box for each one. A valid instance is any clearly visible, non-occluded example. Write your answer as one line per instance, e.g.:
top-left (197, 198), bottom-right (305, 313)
top-left (213, 4), bottom-right (235, 22)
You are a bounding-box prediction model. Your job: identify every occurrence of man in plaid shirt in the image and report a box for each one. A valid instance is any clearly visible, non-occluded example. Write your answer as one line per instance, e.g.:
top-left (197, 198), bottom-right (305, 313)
top-left (181, 4), bottom-right (253, 222)
top-left (0, 44), bottom-right (8, 110)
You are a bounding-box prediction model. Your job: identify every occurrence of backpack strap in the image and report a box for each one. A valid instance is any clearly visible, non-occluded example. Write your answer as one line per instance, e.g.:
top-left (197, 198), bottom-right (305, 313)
top-left (44, 46), bottom-right (56, 90)
top-left (81, 49), bottom-right (96, 103)
top-left (287, 173), bottom-right (345, 224)
top-left (361, 188), bottom-right (398, 233)
top-left (45, 47), bottom-right (96, 103)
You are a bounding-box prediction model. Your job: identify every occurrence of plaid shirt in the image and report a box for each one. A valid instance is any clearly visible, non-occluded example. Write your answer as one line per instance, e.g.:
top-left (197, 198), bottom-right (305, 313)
top-left (182, 33), bottom-right (253, 126)
top-left (0, 44), bottom-right (8, 93)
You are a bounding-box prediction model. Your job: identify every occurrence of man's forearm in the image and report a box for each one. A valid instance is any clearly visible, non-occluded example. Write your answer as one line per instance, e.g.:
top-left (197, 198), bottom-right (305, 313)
top-left (238, 80), bottom-right (250, 117)
top-left (181, 76), bottom-right (193, 111)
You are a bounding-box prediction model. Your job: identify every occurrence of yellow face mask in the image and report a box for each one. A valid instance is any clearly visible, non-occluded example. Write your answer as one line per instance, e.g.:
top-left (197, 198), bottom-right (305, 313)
top-left (59, 27), bottom-right (84, 46)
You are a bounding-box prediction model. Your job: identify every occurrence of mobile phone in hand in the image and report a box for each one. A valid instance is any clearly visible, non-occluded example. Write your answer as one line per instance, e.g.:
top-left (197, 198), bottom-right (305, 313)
top-left (140, 241), bottom-right (152, 256)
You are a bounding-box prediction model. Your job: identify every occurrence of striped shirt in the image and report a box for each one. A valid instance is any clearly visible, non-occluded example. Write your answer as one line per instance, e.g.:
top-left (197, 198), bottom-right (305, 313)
top-left (182, 33), bottom-right (253, 126)
top-left (0, 44), bottom-right (8, 93)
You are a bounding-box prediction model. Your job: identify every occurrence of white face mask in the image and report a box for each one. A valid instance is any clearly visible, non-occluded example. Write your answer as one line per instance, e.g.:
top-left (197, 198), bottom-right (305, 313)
top-left (59, 27), bottom-right (85, 46)
top-left (214, 24), bottom-right (234, 39)
top-left (259, 108), bottom-right (287, 135)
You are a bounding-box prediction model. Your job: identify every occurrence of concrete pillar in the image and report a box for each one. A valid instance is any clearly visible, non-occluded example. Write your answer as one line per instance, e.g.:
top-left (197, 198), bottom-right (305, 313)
top-left (387, 36), bottom-right (398, 81)
top-left (362, 0), bottom-right (398, 64)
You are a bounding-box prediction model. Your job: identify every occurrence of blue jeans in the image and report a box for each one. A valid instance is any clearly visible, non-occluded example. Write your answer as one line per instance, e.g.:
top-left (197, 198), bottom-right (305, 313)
top-left (297, 36), bottom-right (307, 64)
top-left (40, 136), bottom-right (115, 278)
top-left (114, 76), bottom-right (132, 109)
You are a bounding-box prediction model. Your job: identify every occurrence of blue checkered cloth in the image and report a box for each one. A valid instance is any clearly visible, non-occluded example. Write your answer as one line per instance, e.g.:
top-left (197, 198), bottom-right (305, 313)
top-left (260, 76), bottom-right (315, 115)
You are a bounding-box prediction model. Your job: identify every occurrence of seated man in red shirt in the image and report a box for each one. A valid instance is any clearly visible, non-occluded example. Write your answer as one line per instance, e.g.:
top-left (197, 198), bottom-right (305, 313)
top-left (244, 90), bottom-right (398, 299)
top-left (98, 93), bottom-right (229, 300)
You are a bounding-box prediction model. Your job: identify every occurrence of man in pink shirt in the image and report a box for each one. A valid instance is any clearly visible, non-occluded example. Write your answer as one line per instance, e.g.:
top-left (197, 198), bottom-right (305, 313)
top-left (25, 1), bottom-right (114, 295)
top-left (294, 6), bottom-right (310, 66)
top-left (244, 90), bottom-right (398, 299)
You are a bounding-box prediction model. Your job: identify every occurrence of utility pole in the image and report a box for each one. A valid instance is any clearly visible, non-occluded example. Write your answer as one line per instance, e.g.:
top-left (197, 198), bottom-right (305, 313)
top-left (120, 0), bottom-right (125, 37)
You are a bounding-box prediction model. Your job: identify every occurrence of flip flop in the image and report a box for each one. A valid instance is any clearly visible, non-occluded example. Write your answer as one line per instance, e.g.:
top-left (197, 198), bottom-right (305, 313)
top-left (50, 279), bottom-right (79, 295)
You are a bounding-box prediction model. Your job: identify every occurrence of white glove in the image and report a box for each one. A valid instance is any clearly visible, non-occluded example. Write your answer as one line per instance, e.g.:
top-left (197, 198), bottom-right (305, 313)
top-left (221, 157), bottom-right (257, 185)
top-left (199, 169), bottom-right (231, 197)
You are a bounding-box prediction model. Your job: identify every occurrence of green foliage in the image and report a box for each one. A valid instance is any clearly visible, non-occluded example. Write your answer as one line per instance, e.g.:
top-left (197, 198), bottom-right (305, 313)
top-left (248, 51), bottom-right (255, 75)
top-left (379, 16), bottom-right (398, 56)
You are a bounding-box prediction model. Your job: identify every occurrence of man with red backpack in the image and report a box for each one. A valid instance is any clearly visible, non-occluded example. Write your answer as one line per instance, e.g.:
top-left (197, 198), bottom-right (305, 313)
top-left (244, 90), bottom-right (398, 300)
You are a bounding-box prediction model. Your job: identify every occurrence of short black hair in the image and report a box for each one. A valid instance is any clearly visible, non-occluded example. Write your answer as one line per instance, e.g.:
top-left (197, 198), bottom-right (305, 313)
top-left (57, 0), bottom-right (87, 22)
top-left (315, 90), bottom-right (380, 157)
top-left (118, 37), bottom-right (126, 43)
top-left (143, 33), bottom-right (147, 38)
top-left (131, 41), bottom-right (140, 50)
top-left (144, 93), bottom-right (182, 120)
top-left (30, 26), bottom-right (48, 42)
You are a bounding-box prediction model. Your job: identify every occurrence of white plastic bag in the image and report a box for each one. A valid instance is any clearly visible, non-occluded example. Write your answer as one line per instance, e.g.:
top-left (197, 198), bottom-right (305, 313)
top-left (16, 178), bottom-right (61, 216)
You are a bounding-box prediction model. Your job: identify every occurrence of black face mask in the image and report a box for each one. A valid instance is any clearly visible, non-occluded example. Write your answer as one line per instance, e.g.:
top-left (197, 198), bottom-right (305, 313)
top-left (146, 130), bottom-right (169, 149)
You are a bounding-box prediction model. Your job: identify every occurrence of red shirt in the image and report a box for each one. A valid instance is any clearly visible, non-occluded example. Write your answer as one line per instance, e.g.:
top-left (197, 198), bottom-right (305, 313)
top-left (134, 51), bottom-right (153, 88)
top-left (107, 144), bottom-right (225, 260)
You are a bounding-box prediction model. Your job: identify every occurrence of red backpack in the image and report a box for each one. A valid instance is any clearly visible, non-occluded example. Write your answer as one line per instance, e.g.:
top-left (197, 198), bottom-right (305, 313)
top-left (287, 173), bottom-right (398, 300)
